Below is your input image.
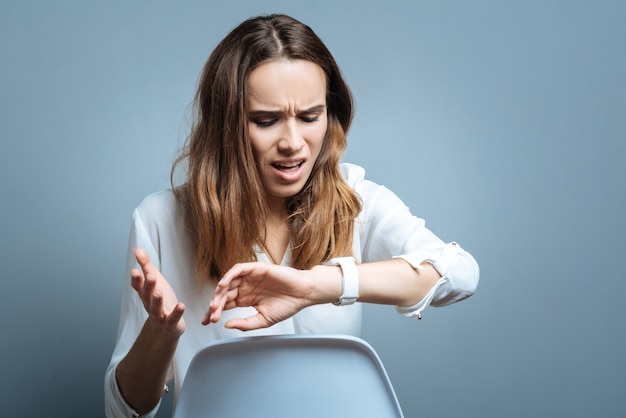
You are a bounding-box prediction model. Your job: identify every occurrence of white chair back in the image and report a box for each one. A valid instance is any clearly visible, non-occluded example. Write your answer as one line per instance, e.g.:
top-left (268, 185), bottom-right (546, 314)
top-left (173, 334), bottom-right (404, 418)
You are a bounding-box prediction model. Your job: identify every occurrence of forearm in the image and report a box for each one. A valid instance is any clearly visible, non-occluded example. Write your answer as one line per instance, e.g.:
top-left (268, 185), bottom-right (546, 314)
top-left (115, 319), bottom-right (180, 415)
top-left (311, 258), bottom-right (441, 307)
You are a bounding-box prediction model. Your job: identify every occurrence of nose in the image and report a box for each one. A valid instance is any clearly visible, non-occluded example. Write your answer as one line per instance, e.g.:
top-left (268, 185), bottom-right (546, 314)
top-left (278, 118), bottom-right (304, 153)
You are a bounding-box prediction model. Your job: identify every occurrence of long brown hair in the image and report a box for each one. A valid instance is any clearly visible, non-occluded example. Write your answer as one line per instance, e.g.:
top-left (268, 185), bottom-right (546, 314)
top-left (172, 14), bottom-right (361, 282)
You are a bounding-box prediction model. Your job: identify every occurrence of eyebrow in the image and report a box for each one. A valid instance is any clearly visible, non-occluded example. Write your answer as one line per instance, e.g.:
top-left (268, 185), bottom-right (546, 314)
top-left (248, 104), bottom-right (326, 118)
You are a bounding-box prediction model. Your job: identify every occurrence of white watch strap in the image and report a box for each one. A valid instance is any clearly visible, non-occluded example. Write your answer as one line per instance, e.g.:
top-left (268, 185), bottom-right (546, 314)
top-left (327, 257), bottom-right (359, 306)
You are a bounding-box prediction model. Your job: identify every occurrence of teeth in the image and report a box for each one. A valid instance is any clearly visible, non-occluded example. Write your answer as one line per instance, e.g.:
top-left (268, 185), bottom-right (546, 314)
top-left (276, 161), bottom-right (301, 168)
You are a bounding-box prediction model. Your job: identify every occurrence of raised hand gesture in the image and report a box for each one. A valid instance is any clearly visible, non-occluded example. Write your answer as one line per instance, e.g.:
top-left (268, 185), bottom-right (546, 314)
top-left (131, 247), bottom-right (186, 337)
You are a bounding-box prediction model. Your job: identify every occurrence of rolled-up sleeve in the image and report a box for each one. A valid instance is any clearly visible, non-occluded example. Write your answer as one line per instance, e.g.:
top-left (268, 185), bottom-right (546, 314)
top-left (346, 164), bottom-right (479, 319)
top-left (394, 240), bottom-right (480, 318)
top-left (104, 209), bottom-right (166, 418)
top-left (104, 365), bottom-right (161, 418)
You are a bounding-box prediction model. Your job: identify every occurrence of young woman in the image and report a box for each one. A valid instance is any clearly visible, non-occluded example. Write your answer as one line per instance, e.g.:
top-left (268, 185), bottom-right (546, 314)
top-left (105, 14), bottom-right (479, 417)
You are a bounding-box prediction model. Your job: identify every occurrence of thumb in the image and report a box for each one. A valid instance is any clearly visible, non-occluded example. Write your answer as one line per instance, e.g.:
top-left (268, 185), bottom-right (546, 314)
top-left (225, 314), bottom-right (268, 331)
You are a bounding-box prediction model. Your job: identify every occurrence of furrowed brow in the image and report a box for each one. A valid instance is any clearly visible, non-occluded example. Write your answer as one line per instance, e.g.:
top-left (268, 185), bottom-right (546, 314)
top-left (300, 105), bottom-right (326, 114)
top-left (248, 110), bottom-right (283, 118)
top-left (248, 105), bottom-right (325, 118)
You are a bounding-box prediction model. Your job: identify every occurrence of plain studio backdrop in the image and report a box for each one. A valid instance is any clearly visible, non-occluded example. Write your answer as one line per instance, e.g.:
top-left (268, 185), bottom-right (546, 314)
top-left (1, 1), bottom-right (624, 417)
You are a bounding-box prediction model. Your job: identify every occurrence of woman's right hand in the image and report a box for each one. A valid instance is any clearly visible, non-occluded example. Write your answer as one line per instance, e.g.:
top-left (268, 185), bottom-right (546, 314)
top-left (131, 247), bottom-right (186, 337)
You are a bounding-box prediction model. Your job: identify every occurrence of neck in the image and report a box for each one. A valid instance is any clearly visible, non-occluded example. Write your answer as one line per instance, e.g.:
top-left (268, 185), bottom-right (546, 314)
top-left (266, 195), bottom-right (288, 221)
top-left (262, 196), bottom-right (291, 264)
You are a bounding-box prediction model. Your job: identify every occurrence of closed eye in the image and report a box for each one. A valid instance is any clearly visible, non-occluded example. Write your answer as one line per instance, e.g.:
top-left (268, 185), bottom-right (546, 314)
top-left (254, 119), bottom-right (277, 128)
top-left (300, 115), bottom-right (320, 123)
top-left (298, 105), bottom-right (325, 123)
top-left (249, 105), bottom-right (325, 128)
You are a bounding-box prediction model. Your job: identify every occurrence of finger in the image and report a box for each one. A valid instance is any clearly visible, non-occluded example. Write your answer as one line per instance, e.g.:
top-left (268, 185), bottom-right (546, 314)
top-left (225, 313), bottom-right (269, 331)
top-left (217, 262), bottom-right (264, 289)
top-left (166, 303), bottom-right (185, 326)
top-left (134, 247), bottom-right (161, 280)
top-left (215, 267), bottom-right (240, 289)
top-left (202, 286), bottom-right (240, 325)
top-left (211, 279), bottom-right (241, 305)
top-left (149, 290), bottom-right (164, 317)
top-left (209, 276), bottom-right (243, 314)
top-left (140, 274), bottom-right (157, 305)
top-left (212, 287), bottom-right (240, 319)
top-left (224, 300), bottom-right (238, 310)
top-left (130, 268), bottom-right (144, 293)
top-left (202, 298), bottom-right (223, 325)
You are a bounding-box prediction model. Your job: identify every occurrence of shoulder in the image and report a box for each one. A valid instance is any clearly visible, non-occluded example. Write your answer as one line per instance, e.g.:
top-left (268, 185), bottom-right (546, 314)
top-left (133, 190), bottom-right (184, 227)
top-left (339, 163), bottom-right (410, 219)
top-left (130, 190), bottom-right (189, 255)
top-left (135, 189), bottom-right (178, 214)
top-left (339, 162), bottom-right (385, 201)
top-left (339, 162), bottom-right (366, 187)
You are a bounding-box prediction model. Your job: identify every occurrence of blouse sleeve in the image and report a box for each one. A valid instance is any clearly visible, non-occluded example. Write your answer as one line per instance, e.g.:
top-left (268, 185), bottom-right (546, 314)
top-left (103, 209), bottom-right (165, 418)
top-left (350, 165), bottom-right (480, 319)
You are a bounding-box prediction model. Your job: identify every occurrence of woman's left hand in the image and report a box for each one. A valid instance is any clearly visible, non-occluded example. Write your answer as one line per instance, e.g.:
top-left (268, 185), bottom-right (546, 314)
top-left (202, 262), bottom-right (317, 331)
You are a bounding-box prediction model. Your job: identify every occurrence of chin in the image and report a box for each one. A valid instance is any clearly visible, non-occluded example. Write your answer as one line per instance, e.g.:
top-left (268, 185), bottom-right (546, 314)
top-left (269, 184), bottom-right (306, 200)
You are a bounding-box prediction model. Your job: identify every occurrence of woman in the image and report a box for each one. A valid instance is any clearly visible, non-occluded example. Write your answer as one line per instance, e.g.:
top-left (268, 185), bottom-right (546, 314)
top-left (105, 14), bottom-right (479, 417)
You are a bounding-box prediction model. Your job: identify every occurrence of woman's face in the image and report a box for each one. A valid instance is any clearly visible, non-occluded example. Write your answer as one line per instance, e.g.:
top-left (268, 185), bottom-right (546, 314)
top-left (247, 59), bottom-right (328, 207)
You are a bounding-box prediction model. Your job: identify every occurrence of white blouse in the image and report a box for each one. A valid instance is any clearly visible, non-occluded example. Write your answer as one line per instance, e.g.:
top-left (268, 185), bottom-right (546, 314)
top-left (104, 163), bottom-right (479, 417)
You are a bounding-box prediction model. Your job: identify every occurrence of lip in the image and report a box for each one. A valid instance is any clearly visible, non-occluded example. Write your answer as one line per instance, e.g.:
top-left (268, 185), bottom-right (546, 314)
top-left (270, 159), bottom-right (306, 183)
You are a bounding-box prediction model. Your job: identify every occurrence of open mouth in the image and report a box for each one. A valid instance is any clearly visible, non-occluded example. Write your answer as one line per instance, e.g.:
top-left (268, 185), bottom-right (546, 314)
top-left (272, 161), bottom-right (304, 171)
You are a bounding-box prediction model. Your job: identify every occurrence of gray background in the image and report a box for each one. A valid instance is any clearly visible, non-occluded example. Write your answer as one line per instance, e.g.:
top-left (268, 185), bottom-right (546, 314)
top-left (1, 0), bottom-right (624, 417)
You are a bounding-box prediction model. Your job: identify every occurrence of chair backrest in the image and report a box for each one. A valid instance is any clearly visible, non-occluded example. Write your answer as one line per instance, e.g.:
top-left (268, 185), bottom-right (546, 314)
top-left (173, 334), bottom-right (404, 418)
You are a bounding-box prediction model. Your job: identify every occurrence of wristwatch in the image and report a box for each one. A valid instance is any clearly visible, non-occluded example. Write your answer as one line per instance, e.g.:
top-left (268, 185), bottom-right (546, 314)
top-left (326, 257), bottom-right (359, 306)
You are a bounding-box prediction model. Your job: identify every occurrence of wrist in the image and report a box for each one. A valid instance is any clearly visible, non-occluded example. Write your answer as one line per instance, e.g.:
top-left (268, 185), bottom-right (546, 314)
top-left (326, 257), bottom-right (359, 305)
top-left (308, 265), bottom-right (343, 305)
top-left (144, 316), bottom-right (185, 340)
